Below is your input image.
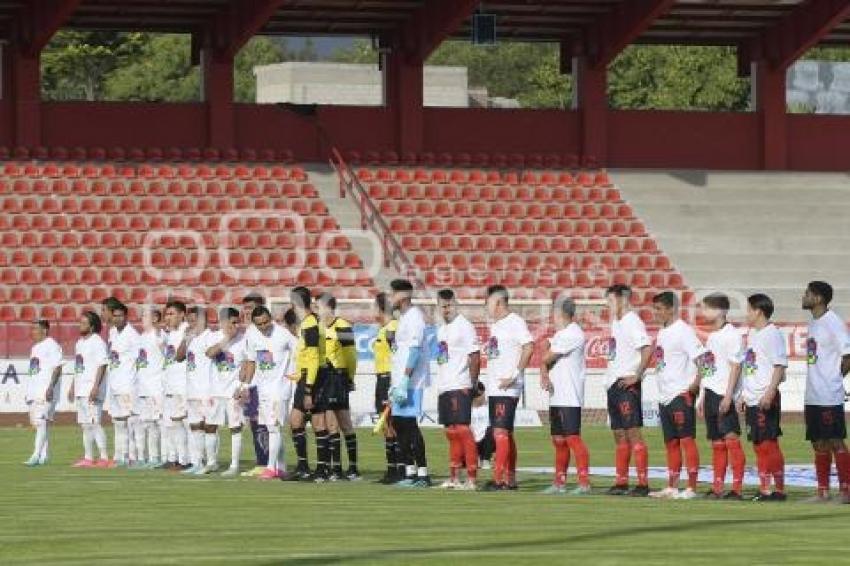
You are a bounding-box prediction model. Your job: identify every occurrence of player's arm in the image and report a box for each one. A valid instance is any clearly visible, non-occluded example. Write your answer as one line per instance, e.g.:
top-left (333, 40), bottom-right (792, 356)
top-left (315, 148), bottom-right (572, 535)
top-left (301, 322), bottom-right (321, 410)
top-left (90, 364), bottom-right (107, 403)
top-left (539, 339), bottom-right (554, 392)
top-left (175, 335), bottom-right (190, 362)
top-left (206, 331), bottom-right (231, 359)
top-left (720, 361), bottom-right (742, 415)
top-left (841, 354), bottom-right (850, 377)
top-left (469, 350), bottom-right (481, 387)
top-left (337, 323), bottom-right (358, 382)
top-left (760, 331), bottom-right (787, 410)
top-left (621, 345), bottom-right (652, 388)
top-left (45, 364), bottom-right (63, 402)
top-left (687, 334), bottom-right (708, 395)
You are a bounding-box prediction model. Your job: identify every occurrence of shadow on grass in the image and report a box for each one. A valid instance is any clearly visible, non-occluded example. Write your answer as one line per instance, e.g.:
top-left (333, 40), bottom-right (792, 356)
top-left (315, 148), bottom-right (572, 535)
top-left (263, 510), bottom-right (839, 564)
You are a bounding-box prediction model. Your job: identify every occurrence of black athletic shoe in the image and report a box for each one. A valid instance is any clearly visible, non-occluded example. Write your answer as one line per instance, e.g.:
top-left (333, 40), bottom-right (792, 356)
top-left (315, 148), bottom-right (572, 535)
top-left (375, 471), bottom-right (398, 484)
top-left (481, 481), bottom-right (506, 492)
top-left (607, 484), bottom-right (630, 496)
top-left (704, 491), bottom-right (722, 500)
top-left (313, 470), bottom-right (329, 484)
top-left (722, 491), bottom-right (743, 501)
top-left (282, 466), bottom-right (310, 482)
top-left (627, 485), bottom-right (650, 497)
top-left (769, 491), bottom-right (787, 502)
top-left (752, 492), bottom-right (774, 502)
top-left (413, 476), bottom-right (432, 488)
top-left (346, 467), bottom-right (362, 481)
top-left (505, 483), bottom-right (519, 491)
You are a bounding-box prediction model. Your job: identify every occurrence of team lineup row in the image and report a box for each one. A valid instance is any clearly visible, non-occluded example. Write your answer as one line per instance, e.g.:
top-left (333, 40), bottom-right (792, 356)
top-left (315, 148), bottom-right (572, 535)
top-left (20, 280), bottom-right (850, 500)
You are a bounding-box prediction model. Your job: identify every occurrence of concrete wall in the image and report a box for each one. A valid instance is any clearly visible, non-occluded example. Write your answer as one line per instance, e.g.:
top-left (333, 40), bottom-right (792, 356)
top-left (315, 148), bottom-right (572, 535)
top-left (254, 62), bottom-right (469, 107)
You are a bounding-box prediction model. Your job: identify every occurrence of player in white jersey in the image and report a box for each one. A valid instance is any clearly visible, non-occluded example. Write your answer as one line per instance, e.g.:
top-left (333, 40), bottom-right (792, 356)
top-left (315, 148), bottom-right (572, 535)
top-left (696, 293), bottom-right (746, 500)
top-left (178, 306), bottom-right (216, 474)
top-left (802, 281), bottom-right (850, 502)
top-left (738, 293), bottom-right (788, 501)
top-left (106, 303), bottom-right (141, 467)
top-left (540, 297), bottom-right (590, 495)
top-left (133, 308), bottom-right (165, 469)
top-left (68, 311), bottom-right (111, 468)
top-left (434, 289), bottom-right (481, 490)
top-left (482, 285), bottom-right (534, 491)
top-left (603, 284), bottom-right (653, 497)
top-left (648, 292), bottom-right (706, 500)
top-left (161, 300), bottom-right (190, 470)
top-left (242, 305), bottom-right (297, 480)
top-left (205, 307), bottom-right (248, 477)
top-left (388, 279), bottom-right (432, 487)
top-left (24, 320), bottom-right (63, 466)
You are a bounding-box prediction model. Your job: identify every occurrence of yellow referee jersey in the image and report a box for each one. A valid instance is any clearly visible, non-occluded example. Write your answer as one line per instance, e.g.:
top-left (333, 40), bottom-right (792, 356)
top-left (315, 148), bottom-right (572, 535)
top-left (372, 319), bottom-right (397, 375)
top-left (296, 313), bottom-right (326, 386)
top-left (325, 317), bottom-right (357, 381)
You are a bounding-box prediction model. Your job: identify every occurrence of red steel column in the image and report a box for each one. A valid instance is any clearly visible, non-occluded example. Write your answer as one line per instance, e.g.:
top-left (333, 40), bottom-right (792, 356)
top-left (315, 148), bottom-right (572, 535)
top-left (386, 50), bottom-right (424, 156)
top-left (10, 46), bottom-right (41, 148)
top-left (574, 56), bottom-right (608, 165)
top-left (754, 61), bottom-right (788, 170)
top-left (202, 50), bottom-right (235, 150)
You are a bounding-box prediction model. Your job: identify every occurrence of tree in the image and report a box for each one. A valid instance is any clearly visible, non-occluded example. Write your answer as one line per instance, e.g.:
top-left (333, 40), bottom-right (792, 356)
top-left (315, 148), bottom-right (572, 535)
top-left (41, 31), bottom-right (146, 101)
top-left (234, 37), bottom-right (286, 102)
top-left (104, 34), bottom-right (200, 102)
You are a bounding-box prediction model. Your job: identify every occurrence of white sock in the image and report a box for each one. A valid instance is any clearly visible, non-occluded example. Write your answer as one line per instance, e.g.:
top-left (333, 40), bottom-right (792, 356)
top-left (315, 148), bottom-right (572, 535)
top-left (267, 427), bottom-right (281, 471)
top-left (192, 429), bottom-right (205, 467)
top-left (40, 426), bottom-right (49, 461)
top-left (128, 416), bottom-right (141, 462)
top-left (162, 421), bottom-right (173, 462)
top-left (114, 420), bottom-right (128, 463)
top-left (147, 422), bottom-right (161, 462)
top-left (230, 429), bottom-right (242, 469)
top-left (33, 422), bottom-right (47, 460)
top-left (93, 425), bottom-right (108, 460)
top-left (82, 425), bottom-right (94, 461)
top-left (417, 466), bottom-right (429, 477)
top-left (406, 465), bottom-right (416, 478)
top-left (175, 422), bottom-right (188, 465)
top-left (205, 432), bottom-right (218, 468)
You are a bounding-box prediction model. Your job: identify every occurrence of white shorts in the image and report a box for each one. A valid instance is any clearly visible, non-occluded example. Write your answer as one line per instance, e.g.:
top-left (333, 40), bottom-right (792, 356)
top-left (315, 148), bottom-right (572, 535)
top-left (206, 397), bottom-right (245, 429)
top-left (109, 393), bottom-right (134, 419)
top-left (27, 400), bottom-right (56, 425)
top-left (186, 399), bottom-right (209, 426)
top-left (258, 393), bottom-right (284, 427)
top-left (137, 396), bottom-right (163, 422)
top-left (164, 394), bottom-right (187, 421)
top-left (76, 398), bottom-right (103, 425)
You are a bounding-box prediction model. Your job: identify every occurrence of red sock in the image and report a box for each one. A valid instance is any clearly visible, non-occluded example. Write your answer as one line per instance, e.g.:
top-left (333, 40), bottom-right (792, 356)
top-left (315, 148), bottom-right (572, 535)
top-left (567, 435), bottom-right (590, 487)
top-left (754, 442), bottom-right (771, 494)
top-left (681, 437), bottom-right (700, 491)
top-left (763, 440), bottom-right (785, 493)
top-left (552, 436), bottom-right (569, 486)
top-left (493, 429), bottom-right (510, 485)
top-left (508, 434), bottom-right (517, 485)
top-left (726, 437), bottom-right (746, 494)
top-left (445, 426), bottom-right (463, 481)
top-left (711, 440), bottom-right (728, 494)
top-left (815, 449), bottom-right (832, 497)
top-left (457, 425), bottom-right (478, 482)
top-left (665, 439), bottom-right (682, 489)
top-left (615, 441), bottom-right (630, 486)
top-left (834, 447), bottom-right (850, 495)
top-left (633, 441), bottom-right (649, 487)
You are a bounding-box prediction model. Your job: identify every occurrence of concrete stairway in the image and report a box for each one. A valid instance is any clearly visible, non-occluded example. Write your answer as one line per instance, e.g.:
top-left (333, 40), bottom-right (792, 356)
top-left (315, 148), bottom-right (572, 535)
top-left (306, 164), bottom-right (401, 292)
top-left (614, 170), bottom-right (850, 323)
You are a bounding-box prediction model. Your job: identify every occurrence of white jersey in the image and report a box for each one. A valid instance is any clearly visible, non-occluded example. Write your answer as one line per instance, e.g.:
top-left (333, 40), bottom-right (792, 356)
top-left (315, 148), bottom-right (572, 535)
top-left (391, 306), bottom-right (430, 390)
top-left (605, 310), bottom-right (651, 389)
top-left (209, 331), bottom-right (248, 398)
top-left (484, 312), bottom-right (533, 399)
top-left (805, 310), bottom-right (850, 406)
top-left (245, 322), bottom-right (296, 396)
top-left (654, 319), bottom-right (705, 405)
top-left (135, 329), bottom-right (165, 398)
top-left (548, 323), bottom-right (586, 407)
top-left (26, 337), bottom-right (62, 402)
top-left (186, 329), bottom-right (215, 400)
top-left (702, 323), bottom-right (743, 397)
top-left (74, 333), bottom-right (109, 398)
top-left (162, 322), bottom-right (188, 395)
top-left (435, 314), bottom-right (480, 394)
top-left (107, 324), bottom-right (140, 395)
top-left (740, 323), bottom-right (788, 407)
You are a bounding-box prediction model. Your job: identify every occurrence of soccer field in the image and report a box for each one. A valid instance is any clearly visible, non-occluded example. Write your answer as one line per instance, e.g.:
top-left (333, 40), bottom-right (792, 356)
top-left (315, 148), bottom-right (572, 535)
top-left (1, 423), bottom-right (847, 565)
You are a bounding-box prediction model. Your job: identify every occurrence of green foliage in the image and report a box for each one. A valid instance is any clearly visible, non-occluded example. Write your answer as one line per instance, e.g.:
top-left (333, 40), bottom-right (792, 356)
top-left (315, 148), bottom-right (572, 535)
top-left (104, 34), bottom-right (200, 102)
top-left (41, 31), bottom-right (146, 101)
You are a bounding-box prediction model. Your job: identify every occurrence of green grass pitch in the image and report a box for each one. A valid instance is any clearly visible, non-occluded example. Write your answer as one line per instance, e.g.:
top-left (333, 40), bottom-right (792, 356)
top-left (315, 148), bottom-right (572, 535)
top-left (1, 423), bottom-right (847, 565)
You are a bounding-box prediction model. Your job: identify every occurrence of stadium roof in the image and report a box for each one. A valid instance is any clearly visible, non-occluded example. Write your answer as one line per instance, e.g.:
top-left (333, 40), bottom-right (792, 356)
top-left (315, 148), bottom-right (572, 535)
top-left (2, 1), bottom-right (849, 58)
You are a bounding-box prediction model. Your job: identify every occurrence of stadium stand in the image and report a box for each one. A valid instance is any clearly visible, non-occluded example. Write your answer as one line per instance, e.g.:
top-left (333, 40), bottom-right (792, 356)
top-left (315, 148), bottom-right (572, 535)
top-left (0, 160), bottom-right (375, 332)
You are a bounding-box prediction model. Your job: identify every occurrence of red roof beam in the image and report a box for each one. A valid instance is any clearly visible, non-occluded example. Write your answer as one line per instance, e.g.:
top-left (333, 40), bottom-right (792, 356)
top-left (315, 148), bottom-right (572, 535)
top-left (756, 0), bottom-right (850, 70)
top-left (585, 0), bottom-right (676, 69)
